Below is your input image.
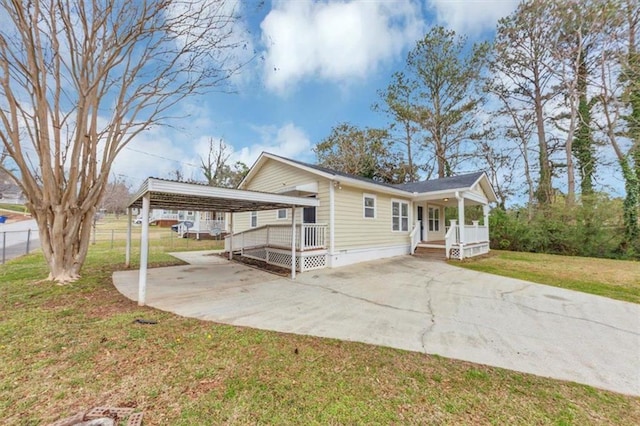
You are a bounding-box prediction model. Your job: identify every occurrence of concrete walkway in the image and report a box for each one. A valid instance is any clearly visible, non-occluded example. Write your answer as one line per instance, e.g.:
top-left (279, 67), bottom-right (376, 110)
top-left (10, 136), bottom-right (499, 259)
top-left (113, 252), bottom-right (640, 396)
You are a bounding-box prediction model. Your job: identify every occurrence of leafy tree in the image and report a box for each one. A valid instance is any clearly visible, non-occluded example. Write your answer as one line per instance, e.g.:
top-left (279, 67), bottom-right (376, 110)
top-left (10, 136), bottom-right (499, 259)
top-left (404, 26), bottom-right (489, 178)
top-left (374, 72), bottom-right (421, 182)
top-left (595, 0), bottom-right (640, 248)
top-left (0, 0), bottom-right (249, 282)
top-left (314, 123), bottom-right (404, 183)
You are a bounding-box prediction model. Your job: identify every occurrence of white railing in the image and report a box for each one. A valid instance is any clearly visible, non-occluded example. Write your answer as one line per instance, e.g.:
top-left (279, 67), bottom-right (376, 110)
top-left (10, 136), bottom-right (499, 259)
top-left (445, 220), bottom-right (489, 260)
top-left (409, 220), bottom-right (421, 255)
top-left (445, 223), bottom-right (456, 259)
top-left (226, 223), bottom-right (328, 253)
top-left (150, 213), bottom-right (178, 222)
top-left (198, 219), bottom-right (226, 235)
top-left (464, 222), bottom-right (489, 244)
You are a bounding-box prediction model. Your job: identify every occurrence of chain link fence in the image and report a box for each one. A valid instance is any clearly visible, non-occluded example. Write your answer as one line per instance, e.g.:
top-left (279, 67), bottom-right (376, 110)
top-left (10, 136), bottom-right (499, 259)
top-left (1, 229), bottom-right (40, 264)
top-left (1, 226), bottom-right (224, 265)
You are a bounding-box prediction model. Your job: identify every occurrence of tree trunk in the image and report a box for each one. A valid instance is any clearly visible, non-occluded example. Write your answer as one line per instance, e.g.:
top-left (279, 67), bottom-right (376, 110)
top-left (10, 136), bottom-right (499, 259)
top-left (534, 81), bottom-right (552, 206)
top-left (31, 204), bottom-right (95, 283)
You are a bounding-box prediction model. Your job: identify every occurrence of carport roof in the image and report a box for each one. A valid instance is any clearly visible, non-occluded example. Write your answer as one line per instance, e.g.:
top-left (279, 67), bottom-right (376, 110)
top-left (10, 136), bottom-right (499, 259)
top-left (128, 177), bottom-right (319, 212)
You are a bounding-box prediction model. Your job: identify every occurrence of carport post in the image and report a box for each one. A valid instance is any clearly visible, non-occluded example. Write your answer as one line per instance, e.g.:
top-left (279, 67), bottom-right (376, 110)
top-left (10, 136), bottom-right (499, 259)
top-left (456, 192), bottom-right (465, 260)
top-left (138, 194), bottom-right (150, 306)
top-left (291, 205), bottom-right (296, 280)
top-left (125, 208), bottom-right (132, 267)
top-left (228, 213), bottom-right (234, 260)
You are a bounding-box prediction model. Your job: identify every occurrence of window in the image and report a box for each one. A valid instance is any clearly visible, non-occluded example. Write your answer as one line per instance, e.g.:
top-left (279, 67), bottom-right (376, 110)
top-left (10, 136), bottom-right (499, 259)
top-left (363, 194), bottom-right (376, 218)
top-left (277, 209), bottom-right (287, 219)
top-left (250, 211), bottom-right (257, 228)
top-left (428, 207), bottom-right (440, 232)
top-left (392, 201), bottom-right (409, 232)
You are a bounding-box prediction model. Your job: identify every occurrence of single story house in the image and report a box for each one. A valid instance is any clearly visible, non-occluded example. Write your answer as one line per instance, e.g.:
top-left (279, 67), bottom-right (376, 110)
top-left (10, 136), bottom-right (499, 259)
top-left (226, 152), bottom-right (497, 272)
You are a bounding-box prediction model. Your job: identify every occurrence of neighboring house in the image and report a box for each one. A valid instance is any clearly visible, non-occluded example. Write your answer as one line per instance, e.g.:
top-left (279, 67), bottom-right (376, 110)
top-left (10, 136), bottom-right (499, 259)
top-left (226, 152), bottom-right (497, 272)
top-left (138, 209), bottom-right (229, 238)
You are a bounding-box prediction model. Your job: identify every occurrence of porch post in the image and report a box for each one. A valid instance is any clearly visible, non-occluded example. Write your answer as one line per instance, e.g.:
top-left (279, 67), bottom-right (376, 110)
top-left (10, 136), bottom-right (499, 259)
top-left (228, 213), bottom-right (234, 260)
top-left (291, 205), bottom-right (296, 280)
top-left (138, 193), bottom-right (150, 306)
top-left (456, 192), bottom-right (465, 260)
top-left (483, 204), bottom-right (490, 227)
top-left (125, 208), bottom-right (132, 267)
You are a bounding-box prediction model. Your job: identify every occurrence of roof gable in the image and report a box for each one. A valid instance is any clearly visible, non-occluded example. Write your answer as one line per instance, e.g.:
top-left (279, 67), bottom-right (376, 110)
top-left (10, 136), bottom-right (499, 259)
top-left (241, 152), bottom-right (497, 202)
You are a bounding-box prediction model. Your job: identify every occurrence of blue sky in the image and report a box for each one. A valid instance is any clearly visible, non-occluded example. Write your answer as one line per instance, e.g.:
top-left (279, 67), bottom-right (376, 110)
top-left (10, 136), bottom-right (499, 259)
top-left (112, 0), bottom-right (521, 187)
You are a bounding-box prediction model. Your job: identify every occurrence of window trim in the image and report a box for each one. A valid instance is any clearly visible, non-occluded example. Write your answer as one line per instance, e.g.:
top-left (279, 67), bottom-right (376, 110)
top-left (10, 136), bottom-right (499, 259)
top-left (276, 209), bottom-right (288, 220)
top-left (391, 199), bottom-right (410, 232)
top-left (250, 211), bottom-right (257, 228)
top-left (363, 193), bottom-right (376, 219)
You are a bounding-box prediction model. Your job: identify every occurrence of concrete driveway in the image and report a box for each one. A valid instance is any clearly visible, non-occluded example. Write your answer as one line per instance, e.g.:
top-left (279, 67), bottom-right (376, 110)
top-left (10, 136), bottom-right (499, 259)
top-left (112, 252), bottom-right (640, 396)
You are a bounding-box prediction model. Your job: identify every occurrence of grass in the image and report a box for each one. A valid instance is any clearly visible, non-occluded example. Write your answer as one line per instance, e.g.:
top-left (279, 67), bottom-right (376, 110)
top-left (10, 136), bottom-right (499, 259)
top-left (0, 203), bottom-right (29, 214)
top-left (455, 250), bottom-right (640, 304)
top-left (1, 246), bottom-right (639, 424)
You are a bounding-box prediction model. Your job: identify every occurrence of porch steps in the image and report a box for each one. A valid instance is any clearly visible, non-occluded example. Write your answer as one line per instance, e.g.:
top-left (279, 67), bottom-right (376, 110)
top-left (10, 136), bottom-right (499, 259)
top-left (413, 246), bottom-right (447, 261)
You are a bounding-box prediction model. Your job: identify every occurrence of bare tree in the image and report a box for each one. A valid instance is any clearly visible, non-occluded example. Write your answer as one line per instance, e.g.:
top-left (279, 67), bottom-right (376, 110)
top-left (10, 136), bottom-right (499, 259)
top-left (0, 0), bottom-right (250, 282)
top-left (100, 175), bottom-right (131, 217)
top-left (493, 0), bottom-right (560, 206)
top-left (199, 138), bottom-right (248, 188)
top-left (201, 138), bottom-right (231, 185)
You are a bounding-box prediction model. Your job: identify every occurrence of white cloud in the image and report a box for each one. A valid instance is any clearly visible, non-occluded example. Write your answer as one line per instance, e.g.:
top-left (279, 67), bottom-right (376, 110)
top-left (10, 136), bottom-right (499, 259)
top-left (426, 0), bottom-right (520, 36)
top-left (233, 123), bottom-right (312, 166)
top-left (260, 0), bottom-right (424, 94)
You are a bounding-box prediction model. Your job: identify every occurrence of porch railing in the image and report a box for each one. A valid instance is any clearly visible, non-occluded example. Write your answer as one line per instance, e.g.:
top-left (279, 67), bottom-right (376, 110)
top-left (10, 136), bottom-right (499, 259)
top-left (225, 223), bottom-right (328, 253)
top-left (199, 219), bottom-right (226, 235)
top-left (445, 221), bottom-right (489, 259)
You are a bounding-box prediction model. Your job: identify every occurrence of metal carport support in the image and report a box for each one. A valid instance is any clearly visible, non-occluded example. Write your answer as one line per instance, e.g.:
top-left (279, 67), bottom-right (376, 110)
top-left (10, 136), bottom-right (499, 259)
top-left (126, 178), bottom-right (319, 306)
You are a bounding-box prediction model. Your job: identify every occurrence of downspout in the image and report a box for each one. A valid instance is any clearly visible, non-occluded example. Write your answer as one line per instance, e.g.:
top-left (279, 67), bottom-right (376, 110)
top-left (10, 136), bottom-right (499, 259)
top-left (329, 180), bottom-right (335, 264)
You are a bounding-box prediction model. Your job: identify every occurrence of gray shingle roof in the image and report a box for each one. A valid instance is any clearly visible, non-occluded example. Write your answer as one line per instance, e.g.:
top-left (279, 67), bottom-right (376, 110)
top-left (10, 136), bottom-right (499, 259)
top-left (392, 172), bottom-right (485, 193)
top-left (265, 152), bottom-right (486, 195)
top-left (265, 152), bottom-right (402, 190)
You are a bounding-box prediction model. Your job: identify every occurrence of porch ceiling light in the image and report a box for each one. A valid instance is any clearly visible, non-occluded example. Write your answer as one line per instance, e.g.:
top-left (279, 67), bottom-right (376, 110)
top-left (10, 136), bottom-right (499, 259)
top-left (443, 198), bottom-right (449, 202)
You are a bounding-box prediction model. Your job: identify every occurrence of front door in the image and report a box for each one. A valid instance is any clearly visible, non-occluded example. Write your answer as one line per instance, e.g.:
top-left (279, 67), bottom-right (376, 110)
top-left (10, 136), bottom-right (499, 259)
top-left (303, 206), bottom-right (316, 224)
top-left (417, 206), bottom-right (424, 241)
top-left (302, 206), bottom-right (317, 248)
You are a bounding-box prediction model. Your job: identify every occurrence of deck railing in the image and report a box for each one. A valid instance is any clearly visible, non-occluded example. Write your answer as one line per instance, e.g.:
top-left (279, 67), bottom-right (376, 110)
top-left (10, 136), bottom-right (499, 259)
top-left (225, 223), bottom-right (327, 253)
top-left (445, 221), bottom-right (489, 259)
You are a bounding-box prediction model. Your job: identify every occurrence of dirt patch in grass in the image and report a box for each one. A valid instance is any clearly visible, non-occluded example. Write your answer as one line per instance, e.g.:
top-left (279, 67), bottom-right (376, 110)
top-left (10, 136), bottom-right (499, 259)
top-left (2, 247), bottom-right (639, 424)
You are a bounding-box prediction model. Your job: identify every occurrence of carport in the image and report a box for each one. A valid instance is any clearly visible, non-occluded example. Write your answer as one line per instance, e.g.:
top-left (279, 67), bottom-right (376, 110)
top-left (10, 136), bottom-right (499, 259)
top-left (126, 177), bottom-right (319, 306)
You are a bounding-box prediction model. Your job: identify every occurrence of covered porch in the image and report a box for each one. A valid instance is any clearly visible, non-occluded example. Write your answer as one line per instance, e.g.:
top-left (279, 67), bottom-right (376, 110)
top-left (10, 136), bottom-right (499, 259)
top-left (410, 190), bottom-right (491, 260)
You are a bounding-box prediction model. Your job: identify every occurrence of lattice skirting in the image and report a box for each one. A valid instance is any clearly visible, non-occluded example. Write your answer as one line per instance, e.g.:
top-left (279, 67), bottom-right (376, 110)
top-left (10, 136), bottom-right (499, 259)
top-left (243, 247), bottom-right (327, 272)
top-left (449, 243), bottom-right (489, 260)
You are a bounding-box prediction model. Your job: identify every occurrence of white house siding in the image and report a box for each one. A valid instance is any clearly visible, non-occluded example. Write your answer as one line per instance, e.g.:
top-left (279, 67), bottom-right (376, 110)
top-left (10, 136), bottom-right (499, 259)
top-left (233, 159), bottom-right (330, 233)
top-left (333, 184), bottom-right (411, 251)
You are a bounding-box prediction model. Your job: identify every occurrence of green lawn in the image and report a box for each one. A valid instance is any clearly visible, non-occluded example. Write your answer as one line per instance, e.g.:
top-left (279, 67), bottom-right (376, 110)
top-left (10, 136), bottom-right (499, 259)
top-left (0, 245), bottom-right (639, 424)
top-left (455, 250), bottom-right (640, 304)
top-left (0, 203), bottom-right (29, 214)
